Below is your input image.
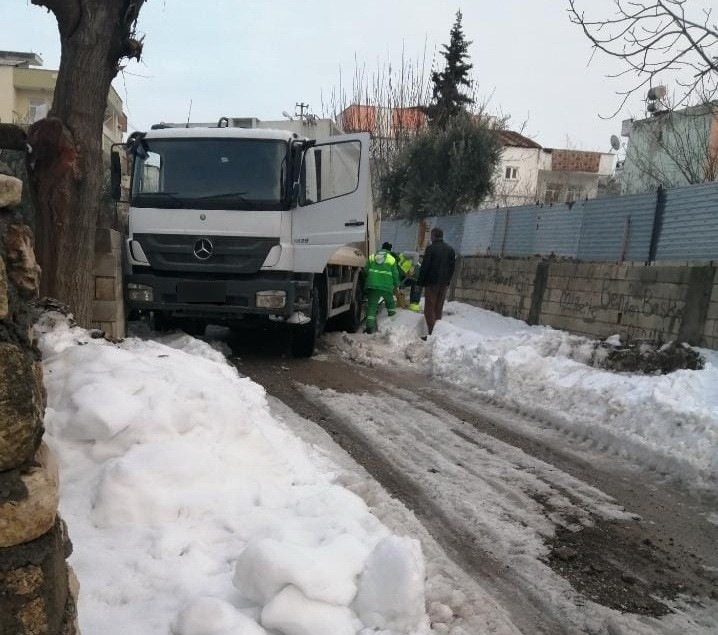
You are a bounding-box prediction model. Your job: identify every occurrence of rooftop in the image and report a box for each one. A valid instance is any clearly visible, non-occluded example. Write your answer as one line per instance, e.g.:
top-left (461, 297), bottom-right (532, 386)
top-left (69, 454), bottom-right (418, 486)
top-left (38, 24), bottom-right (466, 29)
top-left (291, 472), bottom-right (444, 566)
top-left (498, 130), bottom-right (542, 149)
top-left (0, 50), bottom-right (43, 67)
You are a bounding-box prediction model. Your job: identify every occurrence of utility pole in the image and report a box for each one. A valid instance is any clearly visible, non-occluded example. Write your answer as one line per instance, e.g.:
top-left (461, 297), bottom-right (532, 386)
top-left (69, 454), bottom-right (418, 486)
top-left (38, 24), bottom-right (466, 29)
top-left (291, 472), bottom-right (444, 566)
top-left (295, 102), bottom-right (310, 120)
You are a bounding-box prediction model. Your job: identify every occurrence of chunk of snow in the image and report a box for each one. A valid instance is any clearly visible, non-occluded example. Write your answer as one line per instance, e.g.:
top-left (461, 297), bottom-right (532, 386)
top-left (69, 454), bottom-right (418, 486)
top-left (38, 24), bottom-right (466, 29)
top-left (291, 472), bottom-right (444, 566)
top-left (353, 535), bottom-right (427, 632)
top-left (233, 534), bottom-right (369, 605)
top-left (171, 597), bottom-right (266, 635)
top-left (261, 585), bottom-right (359, 635)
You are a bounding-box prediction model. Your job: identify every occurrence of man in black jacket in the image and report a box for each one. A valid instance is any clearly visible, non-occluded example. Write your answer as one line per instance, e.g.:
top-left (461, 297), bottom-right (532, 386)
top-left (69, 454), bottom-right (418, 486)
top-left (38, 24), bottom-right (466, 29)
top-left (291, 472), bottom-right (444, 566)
top-left (417, 227), bottom-right (456, 335)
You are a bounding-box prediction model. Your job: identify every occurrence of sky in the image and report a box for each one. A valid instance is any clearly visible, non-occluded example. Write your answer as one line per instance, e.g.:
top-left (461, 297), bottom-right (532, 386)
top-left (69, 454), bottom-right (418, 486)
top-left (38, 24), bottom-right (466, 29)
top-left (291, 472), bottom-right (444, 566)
top-left (0, 1), bottom-right (700, 152)
top-left (37, 300), bottom-right (718, 634)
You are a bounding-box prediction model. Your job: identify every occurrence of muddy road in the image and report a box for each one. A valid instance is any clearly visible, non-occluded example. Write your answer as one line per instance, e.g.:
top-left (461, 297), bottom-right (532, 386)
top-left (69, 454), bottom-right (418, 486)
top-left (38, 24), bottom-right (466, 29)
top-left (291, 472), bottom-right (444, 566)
top-left (225, 331), bottom-right (718, 634)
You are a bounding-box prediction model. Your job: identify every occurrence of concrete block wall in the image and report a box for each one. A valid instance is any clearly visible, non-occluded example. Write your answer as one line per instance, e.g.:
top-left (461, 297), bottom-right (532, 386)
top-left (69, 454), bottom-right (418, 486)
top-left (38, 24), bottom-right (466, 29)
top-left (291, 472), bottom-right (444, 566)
top-left (91, 228), bottom-right (124, 339)
top-left (702, 268), bottom-right (718, 349)
top-left (454, 256), bottom-right (718, 348)
top-left (454, 257), bottom-right (540, 321)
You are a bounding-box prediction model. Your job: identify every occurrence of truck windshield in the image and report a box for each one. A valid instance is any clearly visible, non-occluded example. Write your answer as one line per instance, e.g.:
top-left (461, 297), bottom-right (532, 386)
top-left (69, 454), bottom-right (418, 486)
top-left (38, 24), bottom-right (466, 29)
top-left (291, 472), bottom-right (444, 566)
top-left (131, 138), bottom-right (288, 210)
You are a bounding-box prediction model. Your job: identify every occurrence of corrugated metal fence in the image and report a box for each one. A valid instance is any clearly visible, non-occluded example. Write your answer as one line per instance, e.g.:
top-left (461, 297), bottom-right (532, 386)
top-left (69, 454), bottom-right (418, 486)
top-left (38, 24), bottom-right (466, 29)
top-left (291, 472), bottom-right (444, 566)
top-left (380, 181), bottom-right (718, 262)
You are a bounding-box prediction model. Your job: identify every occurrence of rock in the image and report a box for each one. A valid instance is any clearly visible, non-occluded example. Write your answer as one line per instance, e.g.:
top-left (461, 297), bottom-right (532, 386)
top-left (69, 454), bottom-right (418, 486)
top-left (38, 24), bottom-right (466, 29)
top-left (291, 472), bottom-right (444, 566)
top-left (621, 572), bottom-right (638, 584)
top-left (4, 224), bottom-right (41, 299)
top-left (0, 443), bottom-right (59, 547)
top-left (3, 564), bottom-right (43, 595)
top-left (0, 174), bottom-right (22, 208)
top-left (0, 343), bottom-right (45, 470)
top-left (555, 546), bottom-right (578, 562)
top-left (0, 256), bottom-right (7, 319)
top-left (0, 518), bottom-right (71, 635)
top-left (61, 567), bottom-right (81, 635)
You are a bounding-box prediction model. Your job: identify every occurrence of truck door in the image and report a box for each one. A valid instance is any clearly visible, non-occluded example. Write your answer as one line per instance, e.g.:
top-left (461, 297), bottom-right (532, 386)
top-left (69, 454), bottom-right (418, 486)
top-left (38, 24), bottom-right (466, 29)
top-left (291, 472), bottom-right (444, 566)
top-left (292, 133), bottom-right (370, 272)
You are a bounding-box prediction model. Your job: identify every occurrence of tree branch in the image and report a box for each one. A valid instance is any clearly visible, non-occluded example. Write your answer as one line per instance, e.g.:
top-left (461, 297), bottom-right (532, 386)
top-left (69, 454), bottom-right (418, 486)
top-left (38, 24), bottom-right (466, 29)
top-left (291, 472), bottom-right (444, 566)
top-left (568, 0), bottom-right (718, 108)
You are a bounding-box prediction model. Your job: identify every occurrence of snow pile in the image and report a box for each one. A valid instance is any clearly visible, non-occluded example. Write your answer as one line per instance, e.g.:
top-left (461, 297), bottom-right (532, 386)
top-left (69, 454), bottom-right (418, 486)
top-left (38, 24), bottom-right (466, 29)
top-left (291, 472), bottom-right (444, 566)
top-left (326, 303), bottom-right (718, 489)
top-left (36, 312), bottom-right (429, 635)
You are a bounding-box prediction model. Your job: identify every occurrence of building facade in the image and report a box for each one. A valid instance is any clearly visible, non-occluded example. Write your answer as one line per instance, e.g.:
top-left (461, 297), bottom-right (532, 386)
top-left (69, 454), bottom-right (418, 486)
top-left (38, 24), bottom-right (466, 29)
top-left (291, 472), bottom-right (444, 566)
top-left (620, 102), bottom-right (718, 195)
top-left (337, 104), bottom-right (615, 209)
top-left (484, 130), bottom-right (616, 208)
top-left (338, 104), bottom-right (426, 139)
top-left (0, 50), bottom-right (127, 151)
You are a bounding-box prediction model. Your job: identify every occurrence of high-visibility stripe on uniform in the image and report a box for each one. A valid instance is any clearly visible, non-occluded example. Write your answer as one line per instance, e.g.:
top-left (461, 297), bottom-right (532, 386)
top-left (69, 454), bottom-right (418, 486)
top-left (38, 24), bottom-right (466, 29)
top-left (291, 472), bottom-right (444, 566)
top-left (369, 253), bottom-right (396, 266)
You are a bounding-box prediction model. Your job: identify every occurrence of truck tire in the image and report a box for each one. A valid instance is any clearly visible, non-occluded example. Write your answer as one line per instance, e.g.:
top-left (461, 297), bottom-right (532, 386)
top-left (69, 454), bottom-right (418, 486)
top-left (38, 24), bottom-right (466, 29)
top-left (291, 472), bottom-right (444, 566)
top-left (336, 274), bottom-right (364, 333)
top-left (178, 318), bottom-right (206, 337)
top-left (291, 281), bottom-right (325, 358)
top-left (151, 311), bottom-right (177, 333)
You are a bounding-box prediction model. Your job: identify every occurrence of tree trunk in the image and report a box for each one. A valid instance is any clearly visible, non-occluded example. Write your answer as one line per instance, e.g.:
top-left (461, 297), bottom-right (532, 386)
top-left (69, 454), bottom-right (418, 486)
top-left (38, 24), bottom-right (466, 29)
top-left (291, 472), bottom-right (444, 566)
top-left (27, 0), bottom-right (144, 326)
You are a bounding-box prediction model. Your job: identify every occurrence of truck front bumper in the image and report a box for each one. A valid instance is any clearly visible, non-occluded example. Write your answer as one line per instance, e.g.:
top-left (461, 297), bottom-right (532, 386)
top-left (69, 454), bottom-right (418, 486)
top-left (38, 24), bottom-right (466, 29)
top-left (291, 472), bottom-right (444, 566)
top-left (125, 272), bottom-right (312, 319)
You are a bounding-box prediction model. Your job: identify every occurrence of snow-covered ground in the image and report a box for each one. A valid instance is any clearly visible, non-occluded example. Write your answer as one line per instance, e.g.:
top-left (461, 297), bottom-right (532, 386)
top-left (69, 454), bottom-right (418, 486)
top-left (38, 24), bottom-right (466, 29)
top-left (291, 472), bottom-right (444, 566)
top-left (36, 313), bottom-right (429, 635)
top-left (34, 301), bottom-right (718, 635)
top-left (325, 303), bottom-right (718, 491)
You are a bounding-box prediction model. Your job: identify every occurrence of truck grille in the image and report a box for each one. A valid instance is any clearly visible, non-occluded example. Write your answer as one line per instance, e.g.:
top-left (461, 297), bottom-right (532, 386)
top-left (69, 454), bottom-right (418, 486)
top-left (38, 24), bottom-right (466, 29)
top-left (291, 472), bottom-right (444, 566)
top-left (132, 234), bottom-right (279, 274)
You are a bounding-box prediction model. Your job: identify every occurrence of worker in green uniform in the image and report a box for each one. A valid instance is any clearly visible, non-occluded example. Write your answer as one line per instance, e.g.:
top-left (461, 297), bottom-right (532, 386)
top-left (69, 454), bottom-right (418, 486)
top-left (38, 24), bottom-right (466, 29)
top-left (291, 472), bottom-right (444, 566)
top-left (364, 242), bottom-right (400, 334)
top-left (397, 251), bottom-right (422, 312)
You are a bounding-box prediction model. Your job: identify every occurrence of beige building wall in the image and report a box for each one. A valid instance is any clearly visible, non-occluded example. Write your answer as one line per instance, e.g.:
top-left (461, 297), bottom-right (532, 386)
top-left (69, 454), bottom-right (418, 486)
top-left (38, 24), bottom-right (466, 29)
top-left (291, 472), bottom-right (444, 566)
top-left (12, 67), bottom-right (56, 125)
top-left (0, 59), bottom-right (125, 146)
top-left (0, 66), bottom-right (16, 123)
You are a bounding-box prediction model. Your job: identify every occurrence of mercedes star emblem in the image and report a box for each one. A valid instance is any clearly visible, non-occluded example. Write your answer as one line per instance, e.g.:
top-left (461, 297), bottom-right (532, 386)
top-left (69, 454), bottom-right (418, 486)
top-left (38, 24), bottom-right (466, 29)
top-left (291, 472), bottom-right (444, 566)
top-left (193, 237), bottom-right (213, 261)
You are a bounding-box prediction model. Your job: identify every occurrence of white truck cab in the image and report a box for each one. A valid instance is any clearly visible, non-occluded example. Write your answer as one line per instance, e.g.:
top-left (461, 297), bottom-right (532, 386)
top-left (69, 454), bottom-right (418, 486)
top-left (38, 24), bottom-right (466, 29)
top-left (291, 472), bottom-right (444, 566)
top-left (111, 117), bottom-right (374, 356)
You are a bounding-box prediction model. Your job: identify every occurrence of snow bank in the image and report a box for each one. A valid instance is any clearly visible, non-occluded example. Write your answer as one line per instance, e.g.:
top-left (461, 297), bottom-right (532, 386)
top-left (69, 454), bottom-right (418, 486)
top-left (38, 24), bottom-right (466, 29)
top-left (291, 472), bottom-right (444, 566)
top-left (326, 302), bottom-right (718, 488)
top-left (36, 312), bottom-right (429, 635)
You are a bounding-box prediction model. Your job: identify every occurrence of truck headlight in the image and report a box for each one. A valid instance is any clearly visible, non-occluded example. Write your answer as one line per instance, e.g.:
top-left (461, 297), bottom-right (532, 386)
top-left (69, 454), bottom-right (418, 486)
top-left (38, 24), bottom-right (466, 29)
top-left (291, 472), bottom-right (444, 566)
top-left (127, 283), bottom-right (154, 302)
top-left (128, 240), bottom-right (149, 265)
top-left (256, 290), bottom-right (286, 309)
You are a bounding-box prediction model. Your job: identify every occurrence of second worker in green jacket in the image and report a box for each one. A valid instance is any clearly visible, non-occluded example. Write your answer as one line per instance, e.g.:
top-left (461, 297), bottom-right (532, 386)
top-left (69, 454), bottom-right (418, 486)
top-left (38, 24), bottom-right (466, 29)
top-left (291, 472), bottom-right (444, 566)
top-left (364, 242), bottom-right (400, 334)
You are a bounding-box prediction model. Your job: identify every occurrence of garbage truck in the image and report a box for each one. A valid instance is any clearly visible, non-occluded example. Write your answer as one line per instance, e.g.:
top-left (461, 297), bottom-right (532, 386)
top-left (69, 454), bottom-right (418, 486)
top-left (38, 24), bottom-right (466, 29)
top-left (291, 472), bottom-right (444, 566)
top-left (111, 117), bottom-right (374, 356)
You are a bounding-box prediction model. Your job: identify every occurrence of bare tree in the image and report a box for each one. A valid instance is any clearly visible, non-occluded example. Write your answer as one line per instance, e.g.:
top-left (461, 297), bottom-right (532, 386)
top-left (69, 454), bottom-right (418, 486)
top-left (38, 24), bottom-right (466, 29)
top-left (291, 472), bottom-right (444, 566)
top-left (0, 1), bottom-right (146, 326)
top-left (568, 0), bottom-right (718, 112)
top-left (322, 45), bottom-right (501, 218)
top-left (321, 46), bottom-right (435, 214)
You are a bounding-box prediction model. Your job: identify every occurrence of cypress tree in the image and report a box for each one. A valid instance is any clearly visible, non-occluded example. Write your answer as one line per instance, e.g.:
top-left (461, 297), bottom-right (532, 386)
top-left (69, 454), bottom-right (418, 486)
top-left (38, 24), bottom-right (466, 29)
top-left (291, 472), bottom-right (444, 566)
top-left (426, 10), bottom-right (474, 127)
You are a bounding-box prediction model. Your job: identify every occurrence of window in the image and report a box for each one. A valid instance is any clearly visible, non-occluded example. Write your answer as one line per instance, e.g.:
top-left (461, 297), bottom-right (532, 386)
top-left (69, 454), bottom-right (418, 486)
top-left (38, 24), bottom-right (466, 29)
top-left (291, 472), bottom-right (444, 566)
top-left (505, 166), bottom-right (518, 180)
top-left (301, 140), bottom-right (361, 205)
top-left (131, 138), bottom-right (288, 210)
top-left (27, 99), bottom-right (47, 123)
top-left (544, 182), bottom-right (583, 204)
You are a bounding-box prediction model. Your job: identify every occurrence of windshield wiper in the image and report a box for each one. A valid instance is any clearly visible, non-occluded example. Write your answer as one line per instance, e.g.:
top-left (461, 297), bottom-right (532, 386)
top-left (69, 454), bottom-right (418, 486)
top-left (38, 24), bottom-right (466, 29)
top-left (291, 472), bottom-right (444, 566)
top-left (187, 191), bottom-right (250, 201)
top-left (136, 191), bottom-right (181, 199)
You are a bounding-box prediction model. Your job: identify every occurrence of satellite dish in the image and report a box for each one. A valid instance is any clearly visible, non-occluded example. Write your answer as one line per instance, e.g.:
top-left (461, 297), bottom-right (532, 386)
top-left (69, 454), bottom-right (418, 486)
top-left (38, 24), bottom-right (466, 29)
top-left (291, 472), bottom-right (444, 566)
top-left (610, 135), bottom-right (621, 151)
top-left (647, 85), bottom-right (667, 101)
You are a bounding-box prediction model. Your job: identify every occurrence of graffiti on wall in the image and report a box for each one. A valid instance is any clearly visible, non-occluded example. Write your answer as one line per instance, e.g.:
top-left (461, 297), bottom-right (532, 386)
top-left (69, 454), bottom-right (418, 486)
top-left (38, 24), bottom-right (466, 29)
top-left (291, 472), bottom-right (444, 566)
top-left (558, 289), bottom-right (598, 320)
top-left (599, 280), bottom-right (683, 320)
top-left (461, 262), bottom-right (532, 295)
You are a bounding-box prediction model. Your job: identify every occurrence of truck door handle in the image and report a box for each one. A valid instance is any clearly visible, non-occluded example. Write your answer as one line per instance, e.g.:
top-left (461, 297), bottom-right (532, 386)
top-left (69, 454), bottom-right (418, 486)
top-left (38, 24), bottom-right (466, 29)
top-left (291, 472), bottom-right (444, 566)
top-left (345, 219), bottom-right (365, 227)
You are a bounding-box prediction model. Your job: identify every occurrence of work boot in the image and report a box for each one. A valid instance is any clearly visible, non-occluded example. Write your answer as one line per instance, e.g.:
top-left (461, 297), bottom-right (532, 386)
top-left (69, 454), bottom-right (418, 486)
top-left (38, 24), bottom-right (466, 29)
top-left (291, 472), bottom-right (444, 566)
top-left (388, 310), bottom-right (396, 317)
top-left (365, 324), bottom-right (375, 334)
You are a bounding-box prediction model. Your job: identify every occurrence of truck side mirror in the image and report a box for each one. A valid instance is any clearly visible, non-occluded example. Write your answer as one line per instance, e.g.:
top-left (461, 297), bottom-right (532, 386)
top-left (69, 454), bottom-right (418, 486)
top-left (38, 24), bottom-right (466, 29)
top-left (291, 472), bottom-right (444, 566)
top-left (110, 150), bottom-right (122, 202)
top-left (290, 140), bottom-right (305, 206)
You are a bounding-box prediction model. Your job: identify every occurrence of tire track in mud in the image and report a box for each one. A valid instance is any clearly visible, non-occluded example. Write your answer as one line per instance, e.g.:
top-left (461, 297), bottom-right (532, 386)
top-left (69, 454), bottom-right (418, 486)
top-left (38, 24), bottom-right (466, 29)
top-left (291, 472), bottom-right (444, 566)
top-left (227, 330), bottom-right (718, 633)
top-left (232, 354), bottom-right (577, 635)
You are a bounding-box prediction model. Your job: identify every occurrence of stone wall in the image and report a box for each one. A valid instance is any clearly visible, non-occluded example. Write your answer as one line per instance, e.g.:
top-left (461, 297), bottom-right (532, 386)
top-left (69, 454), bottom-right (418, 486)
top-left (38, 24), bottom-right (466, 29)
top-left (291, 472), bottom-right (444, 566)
top-left (91, 228), bottom-right (124, 339)
top-left (453, 256), bottom-right (718, 348)
top-left (0, 173), bottom-right (79, 634)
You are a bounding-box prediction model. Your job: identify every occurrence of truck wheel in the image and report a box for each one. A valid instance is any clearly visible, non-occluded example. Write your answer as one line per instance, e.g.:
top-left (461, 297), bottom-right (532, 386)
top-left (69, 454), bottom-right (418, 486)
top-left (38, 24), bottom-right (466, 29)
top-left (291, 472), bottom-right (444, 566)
top-left (337, 276), bottom-right (364, 333)
top-left (178, 318), bottom-right (206, 337)
top-left (151, 311), bottom-right (176, 333)
top-left (291, 282), bottom-right (325, 358)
